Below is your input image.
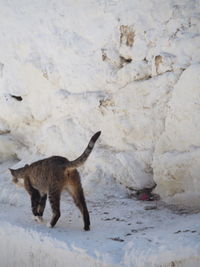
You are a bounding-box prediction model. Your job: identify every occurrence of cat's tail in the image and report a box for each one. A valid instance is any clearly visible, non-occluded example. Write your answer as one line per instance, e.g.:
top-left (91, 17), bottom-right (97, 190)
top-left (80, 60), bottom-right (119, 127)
top-left (66, 131), bottom-right (101, 170)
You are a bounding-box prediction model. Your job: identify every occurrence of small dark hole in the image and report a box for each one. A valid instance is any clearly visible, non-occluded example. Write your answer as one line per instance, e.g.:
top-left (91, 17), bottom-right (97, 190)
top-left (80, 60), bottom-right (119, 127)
top-left (120, 56), bottom-right (132, 64)
top-left (125, 58), bottom-right (132, 63)
top-left (10, 95), bottom-right (23, 101)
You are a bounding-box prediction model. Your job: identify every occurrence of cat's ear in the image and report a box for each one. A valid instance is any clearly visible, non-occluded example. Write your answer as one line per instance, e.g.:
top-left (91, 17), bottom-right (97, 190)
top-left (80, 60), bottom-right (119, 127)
top-left (9, 168), bottom-right (15, 175)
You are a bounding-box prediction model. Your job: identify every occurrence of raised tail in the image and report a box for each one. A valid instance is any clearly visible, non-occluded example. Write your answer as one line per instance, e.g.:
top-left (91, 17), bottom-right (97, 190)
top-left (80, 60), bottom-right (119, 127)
top-left (66, 131), bottom-right (101, 170)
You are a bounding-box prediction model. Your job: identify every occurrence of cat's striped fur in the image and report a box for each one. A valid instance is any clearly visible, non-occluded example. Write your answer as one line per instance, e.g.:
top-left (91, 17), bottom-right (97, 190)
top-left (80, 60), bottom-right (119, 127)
top-left (9, 131), bottom-right (101, 230)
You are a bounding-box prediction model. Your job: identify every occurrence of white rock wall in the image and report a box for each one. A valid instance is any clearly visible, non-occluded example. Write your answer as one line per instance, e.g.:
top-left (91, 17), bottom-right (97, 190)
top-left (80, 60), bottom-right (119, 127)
top-left (0, 0), bottom-right (200, 205)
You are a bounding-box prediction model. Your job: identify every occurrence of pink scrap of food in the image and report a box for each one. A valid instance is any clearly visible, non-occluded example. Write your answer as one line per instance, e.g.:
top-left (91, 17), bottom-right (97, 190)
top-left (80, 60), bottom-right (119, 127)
top-left (138, 193), bottom-right (150, 201)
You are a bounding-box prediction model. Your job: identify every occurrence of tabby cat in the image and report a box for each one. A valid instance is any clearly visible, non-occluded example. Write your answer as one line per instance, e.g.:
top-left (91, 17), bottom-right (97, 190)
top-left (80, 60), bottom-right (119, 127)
top-left (9, 131), bottom-right (101, 231)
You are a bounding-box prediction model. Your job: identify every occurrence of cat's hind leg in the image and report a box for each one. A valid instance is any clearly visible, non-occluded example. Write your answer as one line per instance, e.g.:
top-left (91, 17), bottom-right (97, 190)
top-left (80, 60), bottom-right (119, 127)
top-left (72, 186), bottom-right (90, 231)
top-left (67, 176), bottom-right (90, 231)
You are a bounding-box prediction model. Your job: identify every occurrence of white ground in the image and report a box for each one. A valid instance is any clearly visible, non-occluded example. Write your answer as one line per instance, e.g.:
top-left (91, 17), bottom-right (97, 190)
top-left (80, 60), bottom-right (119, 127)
top-left (1, 161), bottom-right (200, 267)
top-left (0, 0), bottom-right (200, 204)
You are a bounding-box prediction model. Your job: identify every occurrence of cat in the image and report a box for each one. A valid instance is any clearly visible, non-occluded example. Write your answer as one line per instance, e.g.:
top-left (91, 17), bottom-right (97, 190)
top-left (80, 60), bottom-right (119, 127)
top-left (9, 131), bottom-right (101, 231)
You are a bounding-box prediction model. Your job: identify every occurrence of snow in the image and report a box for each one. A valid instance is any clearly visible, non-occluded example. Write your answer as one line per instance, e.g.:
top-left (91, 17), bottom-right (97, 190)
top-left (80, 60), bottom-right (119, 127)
top-left (1, 161), bottom-right (200, 267)
top-left (153, 64), bottom-right (200, 208)
top-left (0, 0), bottom-right (200, 266)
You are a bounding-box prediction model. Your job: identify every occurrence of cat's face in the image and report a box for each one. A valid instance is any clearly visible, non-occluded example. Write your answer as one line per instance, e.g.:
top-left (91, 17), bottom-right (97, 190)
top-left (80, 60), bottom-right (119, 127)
top-left (9, 168), bottom-right (19, 183)
top-left (9, 164), bottom-right (29, 183)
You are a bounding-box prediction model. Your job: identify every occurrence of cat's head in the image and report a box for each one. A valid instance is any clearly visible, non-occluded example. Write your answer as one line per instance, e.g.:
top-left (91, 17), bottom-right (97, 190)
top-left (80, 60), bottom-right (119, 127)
top-left (9, 168), bottom-right (19, 184)
top-left (9, 164), bottom-right (29, 184)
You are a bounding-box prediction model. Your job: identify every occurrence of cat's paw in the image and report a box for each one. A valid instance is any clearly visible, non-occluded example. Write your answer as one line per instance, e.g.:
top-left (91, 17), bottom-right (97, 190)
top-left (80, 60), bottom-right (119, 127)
top-left (84, 225), bottom-right (90, 231)
top-left (32, 215), bottom-right (43, 223)
top-left (46, 222), bottom-right (52, 228)
top-left (36, 216), bottom-right (43, 223)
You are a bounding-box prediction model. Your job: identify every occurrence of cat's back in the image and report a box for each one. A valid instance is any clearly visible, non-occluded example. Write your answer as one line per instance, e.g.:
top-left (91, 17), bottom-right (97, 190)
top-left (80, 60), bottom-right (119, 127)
top-left (27, 156), bottom-right (69, 191)
top-left (29, 156), bottom-right (69, 174)
top-left (45, 156), bottom-right (69, 166)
